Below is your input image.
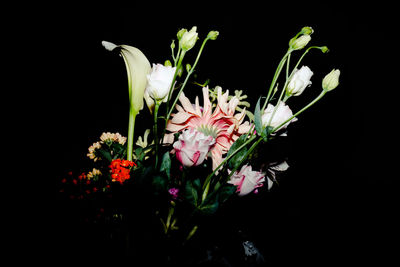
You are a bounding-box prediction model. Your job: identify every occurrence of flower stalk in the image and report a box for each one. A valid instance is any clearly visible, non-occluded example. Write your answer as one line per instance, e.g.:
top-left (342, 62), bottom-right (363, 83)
top-left (165, 36), bottom-right (212, 125)
top-left (153, 100), bottom-right (161, 168)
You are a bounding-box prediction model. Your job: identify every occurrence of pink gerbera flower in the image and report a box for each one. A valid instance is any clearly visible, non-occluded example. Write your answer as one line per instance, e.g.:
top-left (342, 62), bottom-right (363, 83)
top-left (165, 87), bottom-right (251, 170)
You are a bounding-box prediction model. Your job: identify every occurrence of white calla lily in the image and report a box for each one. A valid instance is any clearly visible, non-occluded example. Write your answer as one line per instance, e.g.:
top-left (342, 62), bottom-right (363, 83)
top-left (102, 41), bottom-right (151, 161)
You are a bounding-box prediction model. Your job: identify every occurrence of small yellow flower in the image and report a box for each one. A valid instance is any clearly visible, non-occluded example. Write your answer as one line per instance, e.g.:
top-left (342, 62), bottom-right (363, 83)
top-left (87, 141), bottom-right (101, 161)
top-left (87, 168), bottom-right (102, 179)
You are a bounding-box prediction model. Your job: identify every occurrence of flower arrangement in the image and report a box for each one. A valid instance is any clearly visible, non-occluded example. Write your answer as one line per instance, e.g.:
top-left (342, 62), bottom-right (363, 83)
top-left (59, 25), bottom-right (340, 262)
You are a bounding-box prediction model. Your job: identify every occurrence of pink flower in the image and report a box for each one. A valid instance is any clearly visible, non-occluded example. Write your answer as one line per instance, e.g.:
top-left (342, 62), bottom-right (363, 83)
top-left (165, 87), bottom-right (251, 170)
top-left (168, 188), bottom-right (179, 200)
top-left (173, 128), bottom-right (216, 167)
top-left (228, 165), bottom-right (265, 196)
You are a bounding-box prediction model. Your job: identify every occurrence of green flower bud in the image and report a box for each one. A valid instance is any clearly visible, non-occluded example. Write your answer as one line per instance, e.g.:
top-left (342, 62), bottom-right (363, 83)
top-left (290, 34), bottom-right (311, 50)
top-left (207, 30), bottom-right (219, 40)
top-left (164, 60), bottom-right (172, 67)
top-left (170, 39), bottom-right (175, 49)
top-left (180, 26), bottom-right (198, 51)
top-left (301, 26), bottom-right (314, 35)
top-left (177, 28), bottom-right (187, 40)
top-left (322, 69), bottom-right (340, 91)
top-left (186, 63), bottom-right (191, 73)
top-left (320, 46), bottom-right (329, 53)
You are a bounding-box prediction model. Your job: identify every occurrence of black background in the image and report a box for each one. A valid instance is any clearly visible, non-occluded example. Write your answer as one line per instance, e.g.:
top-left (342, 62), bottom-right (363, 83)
top-left (9, 2), bottom-right (398, 265)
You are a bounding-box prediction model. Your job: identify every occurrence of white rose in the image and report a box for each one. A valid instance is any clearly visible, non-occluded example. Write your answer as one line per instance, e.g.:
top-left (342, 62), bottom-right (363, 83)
top-left (145, 63), bottom-right (176, 102)
top-left (261, 102), bottom-right (297, 130)
top-left (287, 66), bottom-right (313, 96)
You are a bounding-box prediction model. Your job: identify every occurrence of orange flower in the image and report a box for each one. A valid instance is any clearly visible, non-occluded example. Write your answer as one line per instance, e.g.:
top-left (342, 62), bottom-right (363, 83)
top-left (109, 159), bottom-right (136, 184)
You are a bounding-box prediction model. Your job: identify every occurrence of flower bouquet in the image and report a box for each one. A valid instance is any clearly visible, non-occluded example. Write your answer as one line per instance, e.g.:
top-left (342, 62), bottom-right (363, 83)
top-left (59, 26), bottom-right (340, 264)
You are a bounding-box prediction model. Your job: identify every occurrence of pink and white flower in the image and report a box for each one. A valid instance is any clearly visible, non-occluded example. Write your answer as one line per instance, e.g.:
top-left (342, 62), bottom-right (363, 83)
top-left (165, 87), bottom-right (251, 170)
top-left (173, 128), bottom-right (215, 167)
top-left (228, 165), bottom-right (265, 196)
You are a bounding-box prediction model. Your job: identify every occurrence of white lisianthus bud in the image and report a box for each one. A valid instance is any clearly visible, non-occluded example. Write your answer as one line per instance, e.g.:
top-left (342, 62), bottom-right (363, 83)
top-left (180, 26), bottom-right (198, 51)
top-left (145, 63), bottom-right (176, 102)
top-left (322, 69), bottom-right (340, 91)
top-left (290, 34), bottom-right (311, 50)
top-left (287, 66), bottom-right (313, 96)
top-left (261, 102), bottom-right (297, 130)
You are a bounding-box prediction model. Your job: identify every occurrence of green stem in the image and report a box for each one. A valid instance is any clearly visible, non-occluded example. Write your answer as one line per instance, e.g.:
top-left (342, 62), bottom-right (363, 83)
top-left (153, 100), bottom-right (161, 168)
top-left (167, 51), bottom-right (185, 107)
top-left (271, 90), bottom-right (327, 134)
top-left (127, 109), bottom-right (137, 161)
top-left (165, 203), bottom-right (175, 234)
top-left (165, 37), bottom-right (210, 125)
top-left (202, 135), bottom-right (256, 197)
top-left (263, 49), bottom-right (292, 111)
top-left (186, 225), bottom-right (198, 241)
top-left (225, 136), bottom-right (263, 182)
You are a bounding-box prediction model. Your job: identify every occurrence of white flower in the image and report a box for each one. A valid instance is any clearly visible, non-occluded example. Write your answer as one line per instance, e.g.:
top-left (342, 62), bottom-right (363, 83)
top-left (100, 132), bottom-right (126, 145)
top-left (173, 128), bottom-right (215, 167)
top-left (102, 41), bottom-right (151, 115)
top-left (87, 141), bottom-right (101, 162)
top-left (180, 26), bottom-right (198, 51)
top-left (145, 63), bottom-right (176, 102)
top-left (265, 161), bottom-right (290, 190)
top-left (261, 102), bottom-right (297, 130)
top-left (322, 69), bottom-right (340, 91)
top-left (287, 66), bottom-right (313, 96)
top-left (228, 165), bottom-right (265, 196)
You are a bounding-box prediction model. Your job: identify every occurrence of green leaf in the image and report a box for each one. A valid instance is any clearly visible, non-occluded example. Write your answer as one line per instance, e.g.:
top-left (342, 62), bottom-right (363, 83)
top-left (226, 135), bottom-right (248, 169)
top-left (185, 178), bottom-right (201, 207)
top-left (97, 148), bottom-right (112, 162)
top-left (218, 185), bottom-right (236, 203)
top-left (198, 201), bottom-right (219, 215)
top-left (152, 175), bottom-right (167, 192)
top-left (159, 152), bottom-right (171, 179)
top-left (112, 143), bottom-right (126, 159)
top-left (254, 97), bottom-right (263, 136)
top-left (134, 147), bottom-right (144, 161)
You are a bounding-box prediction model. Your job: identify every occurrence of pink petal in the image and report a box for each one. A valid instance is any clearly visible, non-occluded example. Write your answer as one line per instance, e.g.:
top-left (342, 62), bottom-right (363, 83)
top-left (202, 87), bottom-right (212, 117)
top-left (171, 112), bottom-right (194, 124)
top-left (166, 123), bottom-right (187, 133)
top-left (179, 92), bottom-right (197, 114)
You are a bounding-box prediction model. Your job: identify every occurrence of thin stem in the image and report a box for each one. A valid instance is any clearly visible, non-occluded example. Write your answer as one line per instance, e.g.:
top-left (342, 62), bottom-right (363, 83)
top-left (271, 90), bottom-right (327, 134)
top-left (165, 52), bottom-right (185, 120)
top-left (165, 37), bottom-right (210, 125)
top-left (225, 136), bottom-right (263, 182)
top-left (186, 225), bottom-right (198, 241)
top-left (263, 49), bottom-right (292, 111)
top-left (165, 203), bottom-right (175, 234)
top-left (286, 53), bottom-right (291, 80)
top-left (202, 135), bottom-right (257, 192)
top-left (153, 101), bottom-right (161, 168)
